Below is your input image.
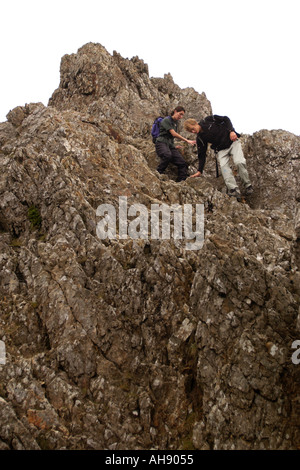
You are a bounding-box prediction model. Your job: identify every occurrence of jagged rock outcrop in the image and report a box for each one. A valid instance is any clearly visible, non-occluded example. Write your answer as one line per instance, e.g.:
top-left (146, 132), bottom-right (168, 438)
top-left (48, 43), bottom-right (212, 140)
top-left (0, 43), bottom-right (299, 450)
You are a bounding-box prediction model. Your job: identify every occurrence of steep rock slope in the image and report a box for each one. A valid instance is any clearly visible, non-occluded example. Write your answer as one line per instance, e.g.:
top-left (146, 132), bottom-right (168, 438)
top-left (0, 43), bottom-right (299, 450)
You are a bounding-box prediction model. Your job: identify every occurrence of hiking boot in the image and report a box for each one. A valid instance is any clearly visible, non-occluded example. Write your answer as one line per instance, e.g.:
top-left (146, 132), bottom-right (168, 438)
top-left (245, 185), bottom-right (253, 196)
top-left (228, 187), bottom-right (242, 201)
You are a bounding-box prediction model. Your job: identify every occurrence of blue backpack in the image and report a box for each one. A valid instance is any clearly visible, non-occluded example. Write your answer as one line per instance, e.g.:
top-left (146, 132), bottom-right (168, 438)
top-left (151, 117), bottom-right (164, 143)
top-left (151, 116), bottom-right (172, 143)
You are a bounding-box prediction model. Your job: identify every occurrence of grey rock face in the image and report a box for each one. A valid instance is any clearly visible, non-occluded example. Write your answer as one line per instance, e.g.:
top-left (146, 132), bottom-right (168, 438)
top-left (0, 43), bottom-right (299, 450)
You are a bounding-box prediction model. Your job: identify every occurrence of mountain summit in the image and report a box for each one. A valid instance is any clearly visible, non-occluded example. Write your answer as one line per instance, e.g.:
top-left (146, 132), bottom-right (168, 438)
top-left (0, 43), bottom-right (299, 450)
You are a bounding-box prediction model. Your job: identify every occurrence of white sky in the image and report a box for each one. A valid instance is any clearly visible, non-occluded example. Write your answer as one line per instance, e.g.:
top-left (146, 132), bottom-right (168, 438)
top-left (1, 0), bottom-right (299, 135)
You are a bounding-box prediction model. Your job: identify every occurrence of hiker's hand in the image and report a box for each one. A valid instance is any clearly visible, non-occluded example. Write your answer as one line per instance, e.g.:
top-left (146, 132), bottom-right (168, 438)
top-left (187, 140), bottom-right (196, 145)
top-left (230, 131), bottom-right (238, 141)
top-left (189, 171), bottom-right (202, 178)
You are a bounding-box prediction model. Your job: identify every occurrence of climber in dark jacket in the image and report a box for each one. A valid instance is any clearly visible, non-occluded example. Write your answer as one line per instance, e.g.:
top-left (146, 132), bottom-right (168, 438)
top-left (184, 115), bottom-right (253, 200)
top-left (155, 106), bottom-right (196, 182)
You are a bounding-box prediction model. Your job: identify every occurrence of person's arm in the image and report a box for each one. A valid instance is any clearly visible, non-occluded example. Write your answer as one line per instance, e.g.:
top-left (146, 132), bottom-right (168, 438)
top-left (190, 138), bottom-right (207, 177)
top-left (169, 128), bottom-right (196, 145)
top-left (197, 148), bottom-right (207, 174)
top-left (216, 115), bottom-right (238, 141)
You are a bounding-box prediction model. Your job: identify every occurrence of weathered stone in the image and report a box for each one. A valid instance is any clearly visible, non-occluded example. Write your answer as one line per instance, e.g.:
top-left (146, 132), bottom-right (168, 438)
top-left (0, 42), bottom-right (299, 450)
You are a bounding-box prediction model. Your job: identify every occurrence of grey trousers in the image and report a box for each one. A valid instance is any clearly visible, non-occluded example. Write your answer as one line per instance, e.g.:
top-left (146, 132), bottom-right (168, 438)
top-left (217, 140), bottom-right (251, 191)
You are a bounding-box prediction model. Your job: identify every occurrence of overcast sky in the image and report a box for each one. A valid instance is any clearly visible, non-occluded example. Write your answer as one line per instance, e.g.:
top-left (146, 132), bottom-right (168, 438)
top-left (1, 0), bottom-right (299, 135)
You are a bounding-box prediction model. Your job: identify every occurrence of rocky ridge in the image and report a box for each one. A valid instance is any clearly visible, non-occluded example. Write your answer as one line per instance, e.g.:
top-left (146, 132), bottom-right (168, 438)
top-left (0, 43), bottom-right (299, 450)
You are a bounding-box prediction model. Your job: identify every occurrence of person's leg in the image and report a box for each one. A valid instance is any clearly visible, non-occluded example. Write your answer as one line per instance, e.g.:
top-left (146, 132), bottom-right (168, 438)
top-left (230, 140), bottom-right (251, 189)
top-left (155, 142), bottom-right (172, 173)
top-left (170, 148), bottom-right (188, 181)
top-left (217, 147), bottom-right (238, 191)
